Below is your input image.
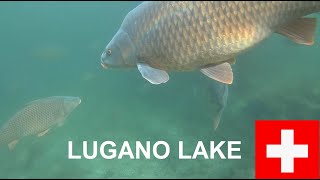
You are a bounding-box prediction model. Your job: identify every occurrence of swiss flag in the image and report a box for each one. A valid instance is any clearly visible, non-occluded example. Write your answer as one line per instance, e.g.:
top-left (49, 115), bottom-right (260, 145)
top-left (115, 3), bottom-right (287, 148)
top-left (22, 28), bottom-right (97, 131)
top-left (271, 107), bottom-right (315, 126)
top-left (255, 120), bottom-right (319, 179)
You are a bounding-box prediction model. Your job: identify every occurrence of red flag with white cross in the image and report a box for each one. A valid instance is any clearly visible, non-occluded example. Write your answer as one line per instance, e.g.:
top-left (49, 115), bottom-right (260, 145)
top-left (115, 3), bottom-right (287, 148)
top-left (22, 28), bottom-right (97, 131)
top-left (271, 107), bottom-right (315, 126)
top-left (255, 120), bottom-right (319, 179)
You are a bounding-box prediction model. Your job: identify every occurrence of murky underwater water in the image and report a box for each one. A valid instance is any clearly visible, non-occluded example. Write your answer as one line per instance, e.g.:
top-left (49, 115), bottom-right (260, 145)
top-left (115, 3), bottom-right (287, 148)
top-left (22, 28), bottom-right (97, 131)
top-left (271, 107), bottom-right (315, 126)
top-left (0, 1), bottom-right (320, 178)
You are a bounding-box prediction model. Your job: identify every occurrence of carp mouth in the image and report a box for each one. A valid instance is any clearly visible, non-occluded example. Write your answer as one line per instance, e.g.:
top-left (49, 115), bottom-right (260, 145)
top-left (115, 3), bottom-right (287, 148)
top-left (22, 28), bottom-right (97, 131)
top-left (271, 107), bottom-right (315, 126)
top-left (101, 62), bottom-right (108, 69)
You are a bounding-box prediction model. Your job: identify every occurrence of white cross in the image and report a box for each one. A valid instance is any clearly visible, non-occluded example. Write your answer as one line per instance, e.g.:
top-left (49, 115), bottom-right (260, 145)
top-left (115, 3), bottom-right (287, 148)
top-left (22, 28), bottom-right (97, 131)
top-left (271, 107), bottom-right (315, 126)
top-left (266, 129), bottom-right (308, 173)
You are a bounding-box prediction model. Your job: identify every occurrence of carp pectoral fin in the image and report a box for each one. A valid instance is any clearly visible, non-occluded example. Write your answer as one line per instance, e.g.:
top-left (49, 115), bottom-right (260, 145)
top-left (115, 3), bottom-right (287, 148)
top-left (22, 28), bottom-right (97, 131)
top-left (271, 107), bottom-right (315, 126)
top-left (201, 62), bottom-right (233, 84)
top-left (37, 129), bottom-right (50, 137)
top-left (137, 63), bottom-right (169, 85)
top-left (276, 17), bottom-right (316, 45)
top-left (8, 140), bottom-right (19, 151)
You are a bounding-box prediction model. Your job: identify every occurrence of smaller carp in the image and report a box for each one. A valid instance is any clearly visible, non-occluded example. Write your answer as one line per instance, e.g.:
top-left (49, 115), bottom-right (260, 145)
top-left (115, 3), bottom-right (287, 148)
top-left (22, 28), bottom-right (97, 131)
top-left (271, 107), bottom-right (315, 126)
top-left (0, 96), bottom-right (81, 151)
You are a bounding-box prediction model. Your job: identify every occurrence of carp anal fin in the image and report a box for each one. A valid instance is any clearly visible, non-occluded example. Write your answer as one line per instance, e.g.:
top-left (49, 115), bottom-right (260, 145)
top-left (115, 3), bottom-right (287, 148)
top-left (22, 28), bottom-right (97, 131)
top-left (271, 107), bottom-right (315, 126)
top-left (8, 139), bottom-right (19, 151)
top-left (137, 63), bottom-right (169, 85)
top-left (276, 17), bottom-right (316, 45)
top-left (37, 129), bottom-right (50, 137)
top-left (201, 62), bottom-right (233, 84)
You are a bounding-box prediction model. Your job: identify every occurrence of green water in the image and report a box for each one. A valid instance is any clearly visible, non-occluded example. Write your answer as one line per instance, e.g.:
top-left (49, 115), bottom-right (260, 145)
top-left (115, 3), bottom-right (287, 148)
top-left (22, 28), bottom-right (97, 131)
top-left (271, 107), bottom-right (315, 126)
top-left (0, 2), bottom-right (320, 178)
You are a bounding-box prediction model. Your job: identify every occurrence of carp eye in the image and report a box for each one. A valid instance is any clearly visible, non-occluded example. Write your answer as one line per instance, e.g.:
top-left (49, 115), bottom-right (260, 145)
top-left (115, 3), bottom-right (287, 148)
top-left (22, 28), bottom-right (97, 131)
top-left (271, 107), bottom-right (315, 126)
top-left (107, 49), bottom-right (112, 56)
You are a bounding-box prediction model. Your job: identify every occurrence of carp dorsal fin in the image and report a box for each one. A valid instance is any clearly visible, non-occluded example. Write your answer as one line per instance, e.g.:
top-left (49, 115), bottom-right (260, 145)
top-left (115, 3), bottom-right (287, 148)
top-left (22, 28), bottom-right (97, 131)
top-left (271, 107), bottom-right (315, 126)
top-left (200, 62), bottom-right (233, 84)
top-left (137, 63), bottom-right (169, 84)
top-left (276, 17), bottom-right (317, 45)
